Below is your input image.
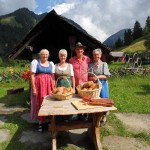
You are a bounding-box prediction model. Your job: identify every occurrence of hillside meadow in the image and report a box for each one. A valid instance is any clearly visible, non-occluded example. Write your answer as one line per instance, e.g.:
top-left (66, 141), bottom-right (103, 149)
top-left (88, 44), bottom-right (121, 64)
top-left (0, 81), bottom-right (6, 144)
top-left (116, 37), bottom-right (147, 53)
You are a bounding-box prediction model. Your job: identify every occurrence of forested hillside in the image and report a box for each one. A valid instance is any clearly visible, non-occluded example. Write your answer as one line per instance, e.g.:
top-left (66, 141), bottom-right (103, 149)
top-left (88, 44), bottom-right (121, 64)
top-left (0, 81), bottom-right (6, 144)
top-left (0, 8), bottom-right (46, 56)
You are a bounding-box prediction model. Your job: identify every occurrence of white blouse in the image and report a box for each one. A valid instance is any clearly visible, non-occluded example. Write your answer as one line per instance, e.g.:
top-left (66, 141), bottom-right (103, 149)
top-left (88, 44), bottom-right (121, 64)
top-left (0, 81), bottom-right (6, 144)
top-left (30, 59), bottom-right (55, 73)
top-left (55, 63), bottom-right (74, 76)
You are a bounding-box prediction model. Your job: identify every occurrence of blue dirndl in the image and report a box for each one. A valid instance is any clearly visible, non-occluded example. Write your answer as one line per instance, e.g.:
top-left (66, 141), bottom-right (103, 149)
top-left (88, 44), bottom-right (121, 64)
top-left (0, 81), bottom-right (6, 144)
top-left (96, 80), bottom-right (109, 98)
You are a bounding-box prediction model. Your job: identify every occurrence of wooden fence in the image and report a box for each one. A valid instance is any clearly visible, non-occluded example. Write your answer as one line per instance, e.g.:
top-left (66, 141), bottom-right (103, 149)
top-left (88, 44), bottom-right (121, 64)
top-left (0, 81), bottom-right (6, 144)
top-left (109, 52), bottom-right (150, 77)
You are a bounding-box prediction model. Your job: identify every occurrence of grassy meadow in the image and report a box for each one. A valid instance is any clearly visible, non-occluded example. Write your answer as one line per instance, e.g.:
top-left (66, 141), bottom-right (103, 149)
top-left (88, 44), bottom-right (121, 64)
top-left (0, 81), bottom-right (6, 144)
top-left (0, 66), bottom-right (150, 150)
top-left (116, 37), bottom-right (147, 53)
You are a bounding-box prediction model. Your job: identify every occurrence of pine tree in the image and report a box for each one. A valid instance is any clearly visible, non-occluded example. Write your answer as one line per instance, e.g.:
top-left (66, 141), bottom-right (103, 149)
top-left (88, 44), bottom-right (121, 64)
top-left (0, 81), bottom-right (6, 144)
top-left (132, 21), bottom-right (143, 40)
top-left (144, 16), bottom-right (150, 35)
top-left (144, 16), bottom-right (150, 49)
top-left (124, 29), bottom-right (133, 45)
top-left (115, 38), bottom-right (123, 48)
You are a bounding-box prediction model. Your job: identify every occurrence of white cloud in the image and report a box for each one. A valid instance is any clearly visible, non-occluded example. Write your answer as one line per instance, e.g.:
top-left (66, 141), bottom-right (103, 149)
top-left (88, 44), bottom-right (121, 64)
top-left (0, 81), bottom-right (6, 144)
top-left (49, 2), bottom-right (75, 14)
top-left (0, 0), bottom-right (36, 15)
top-left (36, 11), bottom-right (43, 15)
top-left (0, 0), bottom-right (150, 42)
top-left (61, 0), bottom-right (150, 42)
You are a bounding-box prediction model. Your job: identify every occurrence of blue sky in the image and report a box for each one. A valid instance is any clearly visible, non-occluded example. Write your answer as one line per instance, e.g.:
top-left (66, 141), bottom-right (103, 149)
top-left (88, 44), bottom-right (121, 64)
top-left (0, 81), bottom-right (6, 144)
top-left (0, 0), bottom-right (150, 42)
top-left (35, 0), bottom-right (50, 14)
top-left (34, 0), bottom-right (65, 14)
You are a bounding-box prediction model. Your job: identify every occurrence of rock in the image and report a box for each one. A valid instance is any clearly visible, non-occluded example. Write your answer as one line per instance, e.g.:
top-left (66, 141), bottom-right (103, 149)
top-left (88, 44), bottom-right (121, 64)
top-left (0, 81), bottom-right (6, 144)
top-left (0, 116), bottom-right (7, 125)
top-left (19, 130), bottom-right (51, 144)
top-left (21, 113), bottom-right (38, 123)
top-left (102, 135), bottom-right (150, 150)
top-left (115, 113), bottom-right (150, 132)
top-left (0, 129), bottom-right (10, 143)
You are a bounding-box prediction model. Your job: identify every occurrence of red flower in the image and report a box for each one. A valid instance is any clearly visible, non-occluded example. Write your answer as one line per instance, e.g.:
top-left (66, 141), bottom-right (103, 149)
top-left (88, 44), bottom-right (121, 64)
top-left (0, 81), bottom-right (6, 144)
top-left (22, 69), bottom-right (30, 80)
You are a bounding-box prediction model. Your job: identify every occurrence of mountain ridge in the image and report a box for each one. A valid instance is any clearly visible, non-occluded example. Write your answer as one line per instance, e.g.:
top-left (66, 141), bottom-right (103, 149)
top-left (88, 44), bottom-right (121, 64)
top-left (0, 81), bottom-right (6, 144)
top-left (0, 8), bottom-right (47, 56)
top-left (103, 29), bottom-right (129, 47)
top-left (0, 8), bottom-right (134, 57)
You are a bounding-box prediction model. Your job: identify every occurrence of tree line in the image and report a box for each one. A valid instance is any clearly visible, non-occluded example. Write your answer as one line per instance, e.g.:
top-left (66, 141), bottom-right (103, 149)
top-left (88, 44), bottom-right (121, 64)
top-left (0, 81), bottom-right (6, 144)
top-left (114, 16), bottom-right (150, 50)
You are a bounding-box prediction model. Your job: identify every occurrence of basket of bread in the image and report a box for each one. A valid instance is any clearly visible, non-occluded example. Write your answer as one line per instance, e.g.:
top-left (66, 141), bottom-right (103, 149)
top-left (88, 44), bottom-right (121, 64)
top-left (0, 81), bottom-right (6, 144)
top-left (51, 76), bottom-right (75, 100)
top-left (76, 72), bottom-right (102, 98)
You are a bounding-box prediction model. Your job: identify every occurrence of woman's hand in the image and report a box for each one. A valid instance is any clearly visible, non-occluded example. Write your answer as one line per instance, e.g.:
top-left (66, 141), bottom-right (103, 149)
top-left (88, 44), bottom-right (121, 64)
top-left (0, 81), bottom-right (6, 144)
top-left (89, 76), bottom-right (97, 82)
top-left (98, 75), bottom-right (107, 80)
top-left (33, 88), bottom-right (37, 96)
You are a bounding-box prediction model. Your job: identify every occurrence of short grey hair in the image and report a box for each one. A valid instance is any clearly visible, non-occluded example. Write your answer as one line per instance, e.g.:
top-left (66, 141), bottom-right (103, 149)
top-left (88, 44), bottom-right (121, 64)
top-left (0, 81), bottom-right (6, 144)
top-left (39, 49), bottom-right (50, 57)
top-left (92, 48), bottom-right (102, 55)
top-left (59, 49), bottom-right (68, 57)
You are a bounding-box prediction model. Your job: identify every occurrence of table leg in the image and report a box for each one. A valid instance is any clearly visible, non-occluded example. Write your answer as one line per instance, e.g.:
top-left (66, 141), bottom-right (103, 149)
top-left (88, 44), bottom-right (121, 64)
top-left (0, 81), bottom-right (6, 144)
top-left (50, 116), bottom-right (57, 150)
top-left (88, 113), bottom-right (102, 150)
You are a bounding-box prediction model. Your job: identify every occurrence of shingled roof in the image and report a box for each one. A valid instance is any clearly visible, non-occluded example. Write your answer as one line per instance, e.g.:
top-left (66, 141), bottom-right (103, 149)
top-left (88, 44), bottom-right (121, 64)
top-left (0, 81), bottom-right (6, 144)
top-left (7, 9), bottom-right (112, 62)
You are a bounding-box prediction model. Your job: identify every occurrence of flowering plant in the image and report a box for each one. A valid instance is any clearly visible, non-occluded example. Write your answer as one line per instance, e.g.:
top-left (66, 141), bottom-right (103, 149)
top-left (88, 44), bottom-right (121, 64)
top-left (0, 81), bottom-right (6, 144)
top-left (9, 67), bottom-right (14, 75)
top-left (22, 69), bottom-right (30, 80)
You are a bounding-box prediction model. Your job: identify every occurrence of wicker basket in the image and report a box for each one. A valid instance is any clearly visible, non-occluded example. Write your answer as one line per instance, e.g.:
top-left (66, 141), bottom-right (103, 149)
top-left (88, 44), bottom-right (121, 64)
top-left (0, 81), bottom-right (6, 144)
top-left (52, 76), bottom-right (73, 100)
top-left (76, 72), bottom-right (102, 98)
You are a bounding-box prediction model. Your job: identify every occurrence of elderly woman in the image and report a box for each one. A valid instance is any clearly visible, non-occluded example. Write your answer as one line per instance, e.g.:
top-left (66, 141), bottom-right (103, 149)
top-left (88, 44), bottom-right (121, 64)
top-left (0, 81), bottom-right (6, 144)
top-left (55, 49), bottom-right (75, 122)
top-left (55, 49), bottom-right (75, 89)
top-left (30, 49), bottom-right (55, 132)
top-left (88, 48), bottom-right (111, 125)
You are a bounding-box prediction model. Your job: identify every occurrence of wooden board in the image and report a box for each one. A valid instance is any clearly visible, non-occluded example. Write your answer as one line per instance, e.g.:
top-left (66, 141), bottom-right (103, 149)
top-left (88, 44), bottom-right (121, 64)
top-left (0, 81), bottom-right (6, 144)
top-left (71, 100), bottom-right (103, 110)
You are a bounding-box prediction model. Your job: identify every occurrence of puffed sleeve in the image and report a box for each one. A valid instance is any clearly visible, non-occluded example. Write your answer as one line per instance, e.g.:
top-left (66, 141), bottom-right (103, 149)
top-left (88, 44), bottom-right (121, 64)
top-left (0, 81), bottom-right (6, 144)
top-left (70, 64), bottom-right (74, 76)
top-left (30, 59), bottom-right (38, 73)
top-left (103, 62), bottom-right (111, 76)
top-left (50, 61), bottom-right (55, 73)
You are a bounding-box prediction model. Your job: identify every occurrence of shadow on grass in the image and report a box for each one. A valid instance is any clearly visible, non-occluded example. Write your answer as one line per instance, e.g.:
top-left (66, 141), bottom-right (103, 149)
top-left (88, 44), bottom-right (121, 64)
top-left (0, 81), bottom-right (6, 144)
top-left (0, 89), bottom-right (30, 108)
top-left (0, 90), bottom-right (95, 150)
top-left (136, 84), bottom-right (150, 95)
top-left (1, 112), bottom-right (94, 150)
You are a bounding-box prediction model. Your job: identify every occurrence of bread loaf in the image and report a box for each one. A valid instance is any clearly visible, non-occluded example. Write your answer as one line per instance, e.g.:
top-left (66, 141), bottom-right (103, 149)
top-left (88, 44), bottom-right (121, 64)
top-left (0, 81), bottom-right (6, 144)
top-left (71, 88), bottom-right (75, 94)
top-left (62, 88), bottom-right (68, 94)
top-left (52, 88), bottom-right (58, 94)
top-left (66, 87), bottom-right (71, 92)
top-left (82, 81), bottom-right (94, 88)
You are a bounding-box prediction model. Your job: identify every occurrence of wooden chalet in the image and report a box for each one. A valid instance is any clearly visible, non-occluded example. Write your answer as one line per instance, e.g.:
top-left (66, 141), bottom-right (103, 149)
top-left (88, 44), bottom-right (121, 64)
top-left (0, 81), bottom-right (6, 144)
top-left (7, 9), bottom-right (112, 63)
top-left (110, 51), bottom-right (124, 62)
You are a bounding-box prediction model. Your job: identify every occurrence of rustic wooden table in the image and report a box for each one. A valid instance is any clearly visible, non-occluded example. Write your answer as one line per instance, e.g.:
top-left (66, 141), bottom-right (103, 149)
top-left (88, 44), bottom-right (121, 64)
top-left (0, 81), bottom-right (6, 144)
top-left (38, 95), bottom-right (117, 150)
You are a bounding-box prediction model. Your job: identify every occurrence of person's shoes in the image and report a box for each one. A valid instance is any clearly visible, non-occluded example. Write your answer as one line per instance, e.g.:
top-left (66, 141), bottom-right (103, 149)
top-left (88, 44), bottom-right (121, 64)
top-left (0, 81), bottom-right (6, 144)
top-left (38, 124), bottom-right (43, 132)
top-left (100, 120), bottom-right (106, 127)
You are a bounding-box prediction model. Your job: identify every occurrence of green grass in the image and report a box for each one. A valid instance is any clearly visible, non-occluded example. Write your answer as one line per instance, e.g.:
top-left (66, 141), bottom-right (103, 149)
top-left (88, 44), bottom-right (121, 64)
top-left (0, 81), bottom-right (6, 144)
top-left (0, 16), bottom-right (22, 28)
top-left (0, 80), bottom-right (30, 106)
top-left (0, 74), bottom-right (150, 149)
top-left (108, 75), bottom-right (150, 113)
top-left (116, 37), bottom-right (147, 53)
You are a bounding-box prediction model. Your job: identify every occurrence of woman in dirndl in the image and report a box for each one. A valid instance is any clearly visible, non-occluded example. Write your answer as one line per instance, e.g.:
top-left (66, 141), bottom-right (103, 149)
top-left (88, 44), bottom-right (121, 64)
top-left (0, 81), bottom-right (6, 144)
top-left (88, 48), bottom-right (111, 126)
top-left (55, 49), bottom-right (75, 122)
top-left (55, 49), bottom-right (75, 89)
top-left (30, 49), bottom-right (55, 132)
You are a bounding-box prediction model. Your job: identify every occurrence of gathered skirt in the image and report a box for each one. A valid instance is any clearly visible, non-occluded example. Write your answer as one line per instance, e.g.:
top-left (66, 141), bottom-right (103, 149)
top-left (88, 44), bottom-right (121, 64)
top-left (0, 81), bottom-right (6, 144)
top-left (30, 74), bottom-right (54, 122)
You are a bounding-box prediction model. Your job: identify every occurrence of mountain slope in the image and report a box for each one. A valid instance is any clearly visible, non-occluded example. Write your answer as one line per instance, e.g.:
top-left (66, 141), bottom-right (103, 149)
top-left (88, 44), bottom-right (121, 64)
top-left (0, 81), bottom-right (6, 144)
top-left (103, 29), bottom-right (129, 47)
top-left (0, 8), bottom-right (46, 56)
top-left (119, 37), bottom-right (146, 53)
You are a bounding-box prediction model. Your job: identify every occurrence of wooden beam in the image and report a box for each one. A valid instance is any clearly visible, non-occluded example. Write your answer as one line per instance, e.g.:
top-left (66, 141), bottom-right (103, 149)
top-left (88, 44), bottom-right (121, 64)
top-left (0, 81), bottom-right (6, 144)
top-left (10, 31), bottom-right (43, 59)
top-left (49, 121), bottom-right (92, 132)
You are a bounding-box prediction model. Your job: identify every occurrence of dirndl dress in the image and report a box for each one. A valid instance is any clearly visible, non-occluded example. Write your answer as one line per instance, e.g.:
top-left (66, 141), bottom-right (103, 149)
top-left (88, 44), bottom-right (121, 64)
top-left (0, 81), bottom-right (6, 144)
top-left (30, 60), bottom-right (54, 122)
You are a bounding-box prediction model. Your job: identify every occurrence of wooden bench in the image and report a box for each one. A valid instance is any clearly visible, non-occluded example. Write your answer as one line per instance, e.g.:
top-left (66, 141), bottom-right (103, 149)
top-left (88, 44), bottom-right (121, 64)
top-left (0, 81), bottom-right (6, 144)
top-left (7, 87), bottom-right (24, 95)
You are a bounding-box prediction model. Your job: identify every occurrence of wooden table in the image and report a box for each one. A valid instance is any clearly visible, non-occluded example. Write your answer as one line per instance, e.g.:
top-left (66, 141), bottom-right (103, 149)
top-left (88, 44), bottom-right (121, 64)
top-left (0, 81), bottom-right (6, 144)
top-left (38, 95), bottom-right (117, 150)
